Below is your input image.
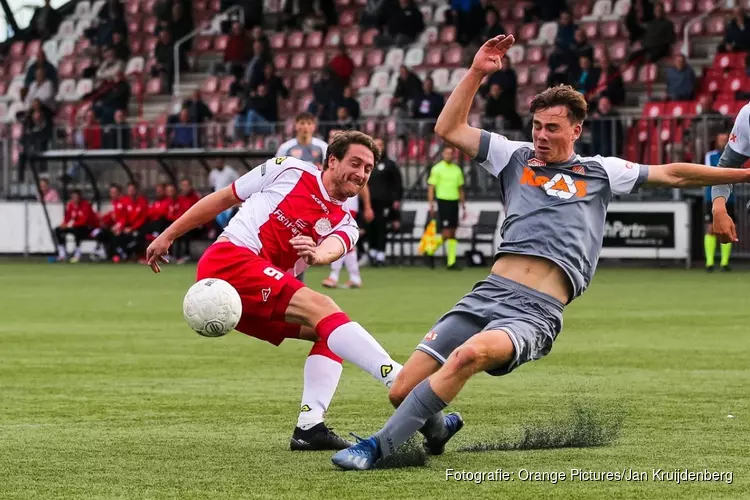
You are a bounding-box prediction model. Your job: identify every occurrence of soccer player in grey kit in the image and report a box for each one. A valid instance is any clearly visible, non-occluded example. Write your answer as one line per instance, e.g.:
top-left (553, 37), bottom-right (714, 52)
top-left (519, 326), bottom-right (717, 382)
top-left (333, 35), bottom-right (750, 470)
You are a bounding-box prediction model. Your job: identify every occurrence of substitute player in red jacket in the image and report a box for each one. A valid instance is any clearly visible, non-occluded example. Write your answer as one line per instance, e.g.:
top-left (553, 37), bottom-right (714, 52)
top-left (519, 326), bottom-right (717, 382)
top-left (55, 190), bottom-right (96, 263)
top-left (117, 182), bottom-right (150, 259)
top-left (94, 184), bottom-right (131, 261)
top-left (146, 131), bottom-right (403, 451)
top-left (173, 179), bottom-right (202, 264)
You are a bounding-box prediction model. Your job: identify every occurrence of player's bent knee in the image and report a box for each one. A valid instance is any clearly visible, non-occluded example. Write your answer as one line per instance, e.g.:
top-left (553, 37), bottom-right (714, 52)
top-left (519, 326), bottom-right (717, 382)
top-left (286, 287), bottom-right (342, 326)
top-left (445, 344), bottom-right (486, 374)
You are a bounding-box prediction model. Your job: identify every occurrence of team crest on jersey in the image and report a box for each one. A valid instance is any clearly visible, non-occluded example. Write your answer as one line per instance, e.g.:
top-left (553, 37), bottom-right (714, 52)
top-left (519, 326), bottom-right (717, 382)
top-left (571, 165), bottom-right (585, 175)
top-left (314, 217), bottom-right (333, 234)
top-left (424, 330), bottom-right (438, 342)
top-left (528, 158), bottom-right (547, 167)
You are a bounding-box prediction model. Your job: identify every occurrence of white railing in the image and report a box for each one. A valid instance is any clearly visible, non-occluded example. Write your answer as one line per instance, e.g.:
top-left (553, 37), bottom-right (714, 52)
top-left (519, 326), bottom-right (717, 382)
top-left (173, 4), bottom-right (245, 97)
top-left (682, 0), bottom-right (733, 57)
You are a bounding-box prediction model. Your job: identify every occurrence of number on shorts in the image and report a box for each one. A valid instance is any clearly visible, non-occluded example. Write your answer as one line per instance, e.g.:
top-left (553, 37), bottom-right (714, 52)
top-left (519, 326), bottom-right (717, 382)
top-left (263, 267), bottom-right (284, 280)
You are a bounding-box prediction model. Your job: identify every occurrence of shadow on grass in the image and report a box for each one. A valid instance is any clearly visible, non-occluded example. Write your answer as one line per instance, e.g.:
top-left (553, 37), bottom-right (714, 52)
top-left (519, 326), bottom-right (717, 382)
top-left (459, 403), bottom-right (625, 453)
top-left (373, 437), bottom-right (428, 469)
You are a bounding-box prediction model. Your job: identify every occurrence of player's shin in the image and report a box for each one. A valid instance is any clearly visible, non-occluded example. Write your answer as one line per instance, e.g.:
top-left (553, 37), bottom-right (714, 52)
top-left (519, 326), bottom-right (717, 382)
top-left (316, 312), bottom-right (402, 388)
top-left (297, 340), bottom-right (343, 430)
top-left (374, 379), bottom-right (447, 458)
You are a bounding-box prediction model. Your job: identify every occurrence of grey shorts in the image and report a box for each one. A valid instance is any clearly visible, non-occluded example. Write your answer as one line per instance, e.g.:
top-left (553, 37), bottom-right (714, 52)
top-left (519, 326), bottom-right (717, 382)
top-left (416, 274), bottom-right (564, 376)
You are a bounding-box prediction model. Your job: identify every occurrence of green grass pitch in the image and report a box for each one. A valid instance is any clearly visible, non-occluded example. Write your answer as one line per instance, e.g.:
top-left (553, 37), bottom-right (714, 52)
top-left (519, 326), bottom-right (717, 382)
top-left (0, 261), bottom-right (748, 499)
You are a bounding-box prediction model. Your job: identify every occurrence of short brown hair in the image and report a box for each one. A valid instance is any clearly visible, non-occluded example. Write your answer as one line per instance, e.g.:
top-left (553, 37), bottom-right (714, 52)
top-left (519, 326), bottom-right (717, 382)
top-left (324, 131), bottom-right (381, 170)
top-left (529, 85), bottom-right (588, 124)
top-left (295, 112), bottom-right (316, 123)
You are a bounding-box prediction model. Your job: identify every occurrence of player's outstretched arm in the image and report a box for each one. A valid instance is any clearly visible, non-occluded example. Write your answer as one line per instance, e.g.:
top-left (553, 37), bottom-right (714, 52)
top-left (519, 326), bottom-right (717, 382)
top-left (291, 235), bottom-right (346, 266)
top-left (145, 186), bottom-right (237, 273)
top-left (434, 34), bottom-right (515, 158)
top-left (644, 162), bottom-right (750, 188)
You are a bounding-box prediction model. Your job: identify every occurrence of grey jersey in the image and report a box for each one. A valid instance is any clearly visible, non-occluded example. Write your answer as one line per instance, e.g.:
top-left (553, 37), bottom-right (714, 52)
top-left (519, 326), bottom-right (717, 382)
top-left (711, 101), bottom-right (750, 201)
top-left (276, 137), bottom-right (328, 166)
top-left (476, 130), bottom-right (649, 301)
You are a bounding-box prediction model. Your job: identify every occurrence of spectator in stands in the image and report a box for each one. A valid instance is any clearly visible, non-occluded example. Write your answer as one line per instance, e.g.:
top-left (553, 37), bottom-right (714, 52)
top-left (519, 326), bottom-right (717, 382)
top-left (447, 0), bottom-right (484, 46)
top-left (308, 68), bottom-right (343, 121)
top-left (553, 11), bottom-right (578, 56)
top-left (209, 162), bottom-right (240, 228)
top-left (549, 17), bottom-right (590, 75)
top-left (413, 77), bottom-right (445, 125)
top-left (184, 90), bottom-right (214, 125)
top-left (83, 109), bottom-right (103, 149)
top-left (24, 49), bottom-right (58, 91)
top-left (117, 182), bottom-right (149, 259)
top-left (94, 0), bottom-right (127, 47)
top-left (477, 7), bottom-right (505, 45)
top-left (152, 29), bottom-right (185, 93)
top-left (590, 51), bottom-right (625, 106)
top-left (253, 64), bottom-right (288, 124)
top-left (483, 82), bottom-right (523, 131)
top-left (55, 190), bottom-right (95, 262)
top-left (666, 54), bottom-right (696, 101)
top-left (18, 106), bottom-right (52, 181)
top-left (279, 0), bottom-right (338, 31)
top-left (625, 0), bottom-right (654, 43)
top-left (719, 7), bottom-right (750, 53)
top-left (361, 0), bottom-right (389, 29)
top-left (222, 21), bottom-right (250, 77)
top-left (38, 177), bottom-right (60, 203)
top-left (337, 86), bottom-right (361, 122)
top-left (96, 47), bottom-right (125, 83)
top-left (111, 31), bottom-right (130, 62)
top-left (381, 0), bottom-right (425, 46)
top-left (328, 44), bottom-right (355, 85)
top-left (100, 0), bottom-right (125, 23)
top-left (334, 106), bottom-right (356, 130)
top-left (590, 96), bottom-right (623, 157)
top-left (158, 1), bottom-right (194, 51)
top-left (24, 67), bottom-right (56, 115)
top-left (572, 55), bottom-right (600, 97)
top-left (628, 2), bottom-right (675, 64)
top-left (241, 83), bottom-right (277, 137)
top-left (173, 179), bottom-right (201, 264)
top-left (392, 65), bottom-right (423, 116)
top-left (95, 70), bottom-right (131, 121)
top-left (103, 109), bottom-right (131, 149)
top-left (245, 40), bottom-right (271, 88)
top-left (30, 0), bottom-right (62, 41)
top-left (485, 55), bottom-right (517, 111)
top-left (170, 108), bottom-right (199, 147)
top-left (525, 0), bottom-right (568, 22)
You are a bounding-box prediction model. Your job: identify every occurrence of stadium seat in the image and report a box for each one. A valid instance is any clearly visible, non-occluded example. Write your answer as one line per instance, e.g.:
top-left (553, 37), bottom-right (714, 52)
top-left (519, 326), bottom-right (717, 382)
top-left (201, 75), bottom-right (218, 94)
top-left (443, 45), bottom-right (463, 66)
top-left (58, 39), bottom-right (75, 59)
top-left (206, 94), bottom-right (221, 115)
top-left (687, 18), bottom-right (705, 35)
top-left (511, 3), bottom-right (526, 19)
top-left (306, 31), bottom-right (323, 48)
top-left (609, 41), bottom-right (628, 61)
top-left (424, 47), bottom-right (442, 67)
top-left (25, 39), bottom-right (40, 58)
top-left (309, 51), bottom-right (326, 69)
top-left (193, 35), bottom-right (212, 53)
top-left (143, 16), bottom-right (158, 33)
top-left (6, 80), bottom-right (24, 101)
top-left (56, 79), bottom-right (77, 101)
top-left (130, 78), bottom-right (144, 96)
top-left (351, 69), bottom-right (369, 88)
top-left (621, 64), bottom-right (637, 83)
top-left (349, 48), bottom-right (364, 66)
top-left (145, 77), bottom-right (163, 95)
top-left (431, 68), bottom-right (450, 92)
top-left (582, 0), bottom-right (612, 19)
top-left (516, 66), bottom-right (530, 86)
top-left (722, 74), bottom-right (749, 94)
top-left (290, 52), bottom-right (307, 70)
top-left (274, 53), bottom-right (289, 70)
top-left (374, 92), bottom-right (392, 115)
top-left (384, 48), bottom-right (405, 69)
top-left (676, 0), bottom-right (695, 13)
top-left (294, 73), bottom-right (311, 91)
top-left (533, 66), bottom-right (550, 85)
top-left (75, 37), bottom-right (91, 54)
top-left (434, 4), bottom-right (450, 23)
top-left (448, 68), bottom-right (468, 88)
top-left (533, 22), bottom-right (558, 45)
top-left (574, 1), bottom-right (592, 18)
top-left (129, 35), bottom-right (144, 55)
top-left (9, 59), bottom-right (25, 78)
top-left (270, 32), bottom-right (286, 50)
top-left (58, 59), bottom-right (75, 79)
top-left (507, 45), bottom-right (525, 64)
top-left (325, 28), bottom-right (342, 47)
top-left (581, 21), bottom-right (599, 39)
top-left (221, 97), bottom-right (240, 116)
top-left (289, 31), bottom-right (305, 49)
top-left (404, 47), bottom-right (424, 67)
top-left (419, 5), bottom-right (433, 24)
top-left (527, 46), bottom-right (544, 63)
top-left (128, 16), bottom-right (141, 34)
top-left (368, 70), bottom-right (389, 91)
top-left (42, 39), bottom-right (58, 62)
top-left (76, 58), bottom-right (94, 77)
top-left (214, 35), bottom-right (229, 52)
top-left (57, 20), bottom-right (75, 38)
top-left (361, 29), bottom-right (378, 46)
top-left (638, 63), bottom-right (658, 83)
top-left (520, 23), bottom-right (539, 40)
top-left (643, 102), bottom-right (666, 117)
top-left (601, 20), bottom-right (620, 38)
top-left (144, 36), bottom-right (158, 54)
top-left (706, 15), bottom-right (725, 35)
top-left (365, 49), bottom-right (383, 67)
top-left (714, 52), bottom-right (745, 70)
top-left (343, 28), bottom-right (360, 47)
top-left (440, 25), bottom-right (456, 44)
top-left (340, 9), bottom-right (357, 26)
top-left (420, 26), bottom-right (439, 45)
top-left (359, 92), bottom-right (376, 116)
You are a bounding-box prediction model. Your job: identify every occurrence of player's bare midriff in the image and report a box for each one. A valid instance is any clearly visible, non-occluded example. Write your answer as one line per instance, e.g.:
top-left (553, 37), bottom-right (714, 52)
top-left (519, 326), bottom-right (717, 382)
top-left (216, 236), bottom-right (231, 244)
top-left (491, 254), bottom-right (572, 304)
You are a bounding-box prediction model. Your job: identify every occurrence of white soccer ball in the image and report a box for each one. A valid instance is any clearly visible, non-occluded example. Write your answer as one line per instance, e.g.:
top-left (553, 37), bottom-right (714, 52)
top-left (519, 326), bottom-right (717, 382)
top-left (183, 278), bottom-right (242, 337)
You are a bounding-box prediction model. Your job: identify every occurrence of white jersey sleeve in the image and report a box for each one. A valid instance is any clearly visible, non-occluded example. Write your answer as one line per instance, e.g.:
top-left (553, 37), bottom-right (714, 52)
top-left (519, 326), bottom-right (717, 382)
top-left (728, 102), bottom-right (750, 157)
top-left (326, 213), bottom-right (359, 254)
top-left (474, 130), bottom-right (532, 177)
top-left (232, 157), bottom-right (312, 201)
top-left (599, 156), bottom-right (650, 195)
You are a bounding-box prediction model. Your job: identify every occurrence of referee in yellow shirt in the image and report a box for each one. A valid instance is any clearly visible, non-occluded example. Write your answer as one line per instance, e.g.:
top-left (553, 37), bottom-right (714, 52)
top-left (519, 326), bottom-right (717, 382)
top-left (427, 145), bottom-right (466, 270)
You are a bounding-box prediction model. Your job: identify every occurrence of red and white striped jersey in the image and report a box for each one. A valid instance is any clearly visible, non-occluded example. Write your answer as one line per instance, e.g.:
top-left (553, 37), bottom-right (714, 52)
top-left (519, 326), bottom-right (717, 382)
top-left (222, 156), bottom-right (359, 276)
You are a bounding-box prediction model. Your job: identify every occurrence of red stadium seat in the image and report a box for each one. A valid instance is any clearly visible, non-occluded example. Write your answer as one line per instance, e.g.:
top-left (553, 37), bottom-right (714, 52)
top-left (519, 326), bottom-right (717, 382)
top-left (533, 66), bottom-right (550, 85)
top-left (9, 60), bottom-right (25, 78)
top-left (58, 59), bottom-right (75, 79)
top-left (697, 0), bottom-right (717, 11)
top-left (128, 17), bottom-right (141, 33)
top-left (511, 3), bottom-right (526, 20)
top-left (601, 20), bottom-right (620, 38)
top-left (144, 36), bottom-right (158, 54)
top-left (0, 82), bottom-right (7, 98)
top-left (722, 74), bottom-right (749, 94)
top-left (146, 77), bottom-right (163, 95)
top-left (424, 47), bottom-right (442, 66)
top-left (706, 15), bottom-right (725, 35)
top-left (306, 31), bottom-right (323, 48)
top-left (222, 97), bottom-right (240, 116)
top-left (325, 28), bottom-right (342, 47)
top-left (527, 46), bottom-right (544, 63)
top-left (714, 99), bottom-right (736, 115)
top-left (219, 76), bottom-right (233, 94)
top-left (665, 101), bottom-right (691, 117)
top-left (574, 1), bottom-right (591, 18)
top-left (520, 23), bottom-right (538, 40)
top-left (621, 65), bottom-right (636, 83)
top-left (288, 31), bottom-right (305, 49)
top-left (349, 48), bottom-right (364, 67)
top-left (309, 51), bottom-right (326, 69)
top-left (701, 71), bottom-right (722, 93)
top-left (193, 35), bottom-right (212, 53)
top-left (214, 35), bottom-right (229, 52)
top-left (440, 25), bottom-right (456, 44)
top-left (638, 63), bottom-right (658, 83)
top-left (361, 29), bottom-right (378, 46)
top-left (201, 76), bottom-right (218, 94)
top-left (516, 66), bottom-right (530, 85)
top-left (290, 52), bottom-right (307, 70)
top-left (642, 102), bottom-right (666, 117)
top-left (676, 0), bottom-right (695, 13)
top-left (129, 35), bottom-right (144, 55)
top-left (581, 21), bottom-right (599, 39)
top-left (130, 77), bottom-right (144, 96)
top-left (270, 32), bottom-right (286, 50)
top-left (299, 93), bottom-right (313, 111)
top-left (294, 73), bottom-right (311, 91)
top-left (444, 45), bottom-right (463, 65)
top-left (351, 70), bottom-right (369, 88)
top-left (274, 53), bottom-right (289, 70)
top-left (662, 0), bottom-right (674, 13)
top-left (609, 41), bottom-right (628, 61)
top-left (25, 39), bottom-right (40, 58)
top-left (10, 41), bottom-right (24, 59)
top-left (365, 49), bottom-right (383, 67)
top-left (714, 52), bottom-right (745, 70)
top-left (206, 94), bottom-right (220, 115)
top-left (339, 9), bottom-right (356, 26)
top-left (343, 28), bottom-right (360, 47)
top-left (143, 16), bottom-right (157, 33)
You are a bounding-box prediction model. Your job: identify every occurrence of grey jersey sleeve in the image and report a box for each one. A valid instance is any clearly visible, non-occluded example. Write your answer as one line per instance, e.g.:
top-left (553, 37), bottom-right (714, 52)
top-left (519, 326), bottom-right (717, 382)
top-left (712, 103), bottom-right (750, 201)
top-left (599, 156), bottom-right (650, 195)
top-left (474, 130), bottom-right (532, 177)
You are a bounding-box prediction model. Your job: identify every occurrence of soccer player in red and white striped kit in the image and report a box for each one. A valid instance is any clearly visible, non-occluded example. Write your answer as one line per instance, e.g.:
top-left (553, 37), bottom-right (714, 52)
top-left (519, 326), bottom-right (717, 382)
top-left (146, 131), bottom-right (403, 450)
